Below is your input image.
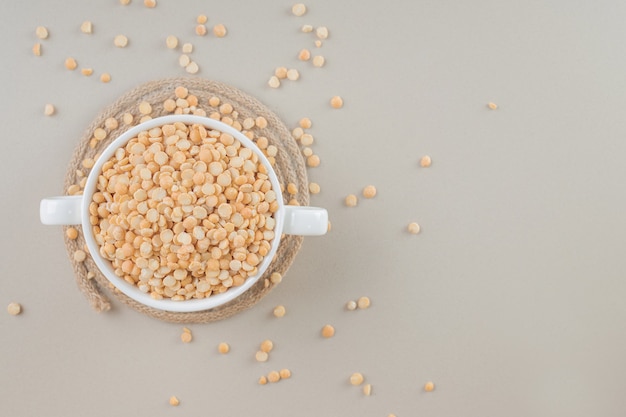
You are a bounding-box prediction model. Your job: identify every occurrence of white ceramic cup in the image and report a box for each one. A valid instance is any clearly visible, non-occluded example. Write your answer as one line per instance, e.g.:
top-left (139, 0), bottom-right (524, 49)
top-left (40, 115), bottom-right (328, 312)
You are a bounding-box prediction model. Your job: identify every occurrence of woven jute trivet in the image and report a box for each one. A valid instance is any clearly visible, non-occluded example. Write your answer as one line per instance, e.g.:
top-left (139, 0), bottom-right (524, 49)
top-left (62, 77), bottom-right (308, 323)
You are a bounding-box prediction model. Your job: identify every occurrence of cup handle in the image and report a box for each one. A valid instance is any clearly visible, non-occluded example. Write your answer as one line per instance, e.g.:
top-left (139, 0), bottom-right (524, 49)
top-left (282, 206), bottom-right (328, 236)
top-left (40, 196), bottom-right (83, 225)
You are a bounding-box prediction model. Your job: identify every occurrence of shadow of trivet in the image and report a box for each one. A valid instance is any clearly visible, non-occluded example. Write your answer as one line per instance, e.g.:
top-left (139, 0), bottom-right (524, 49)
top-left (62, 77), bottom-right (308, 323)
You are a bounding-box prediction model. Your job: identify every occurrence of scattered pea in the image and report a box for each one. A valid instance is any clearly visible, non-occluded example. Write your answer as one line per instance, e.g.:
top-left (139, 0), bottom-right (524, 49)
top-left (350, 372), bottom-right (364, 386)
top-left (308, 182), bottom-right (320, 194)
top-left (292, 3), bottom-right (307, 16)
top-left (357, 296), bottom-right (371, 309)
top-left (270, 272), bottom-right (282, 284)
top-left (166, 35), bottom-right (178, 49)
top-left (181, 328), bottom-right (192, 343)
top-left (299, 117), bottom-right (312, 129)
top-left (362, 185), bottom-right (377, 199)
top-left (302, 147), bottom-right (313, 157)
top-left (169, 396), bottom-right (179, 406)
top-left (66, 227), bottom-right (79, 240)
top-left (119, 0), bottom-right (130, 4)
top-left (81, 68), bottom-right (93, 76)
top-left (273, 305), bottom-right (286, 317)
top-left (35, 26), bottom-right (49, 40)
top-left (100, 73), bottom-right (111, 83)
top-left (300, 133), bottom-right (313, 146)
top-left (258, 376), bottom-right (268, 385)
top-left (420, 155), bottom-right (432, 167)
top-left (138, 101), bottom-right (152, 115)
top-left (122, 112), bottom-right (133, 125)
top-left (314, 39), bottom-right (322, 48)
top-left (275, 67), bottom-right (288, 79)
top-left (316, 26), bottom-right (329, 39)
top-left (144, 0), bottom-right (156, 7)
top-left (32, 43), bottom-right (42, 56)
top-left (301, 24), bottom-right (313, 33)
top-left (65, 57), bottom-right (78, 70)
top-left (218, 342), bottom-right (230, 354)
top-left (114, 34), bottom-right (128, 48)
top-left (267, 370), bottom-right (281, 383)
top-left (87, 271), bottom-right (95, 280)
top-left (195, 24), bottom-right (207, 36)
top-left (255, 116), bottom-right (268, 128)
top-left (346, 300), bottom-right (357, 310)
top-left (197, 14), bottom-right (208, 24)
top-left (488, 102), bottom-right (498, 110)
top-left (363, 384), bottom-right (372, 396)
top-left (181, 43), bottom-right (193, 54)
top-left (80, 21), bottom-right (93, 34)
top-left (73, 250), bottom-right (87, 262)
top-left (345, 194), bottom-right (357, 207)
top-left (287, 68), bottom-right (300, 81)
top-left (255, 350), bottom-right (269, 362)
top-left (424, 381), bottom-right (435, 392)
top-left (186, 61), bottom-right (199, 74)
top-left (312, 55), bottom-right (325, 67)
top-left (330, 96), bottom-right (343, 109)
top-left (298, 48), bottom-right (311, 61)
top-left (260, 339), bottom-right (274, 353)
top-left (306, 154), bottom-right (320, 167)
top-left (268, 76), bottom-right (280, 88)
top-left (44, 104), bottom-right (55, 116)
top-left (279, 369), bottom-right (292, 379)
top-left (7, 302), bottom-right (22, 316)
top-left (408, 222), bottom-right (420, 234)
top-left (321, 324), bottom-right (335, 338)
top-left (213, 24), bottom-right (227, 37)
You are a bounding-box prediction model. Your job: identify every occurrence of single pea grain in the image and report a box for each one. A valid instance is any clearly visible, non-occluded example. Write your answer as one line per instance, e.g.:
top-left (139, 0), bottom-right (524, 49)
top-left (139, 101), bottom-right (152, 115)
top-left (122, 112), bottom-right (133, 125)
top-left (287, 183), bottom-right (298, 195)
top-left (300, 134), bottom-right (313, 146)
top-left (218, 342), bottom-right (230, 354)
top-left (424, 381), bottom-right (435, 392)
top-left (287, 69), bottom-right (300, 81)
top-left (302, 147), bottom-right (313, 157)
top-left (255, 116), bottom-right (268, 128)
top-left (346, 300), bottom-right (357, 311)
top-left (298, 48), bottom-right (311, 61)
top-left (166, 35), bottom-right (178, 49)
top-left (306, 154), bottom-right (320, 167)
top-left (258, 376), bottom-right (268, 385)
top-left (186, 61), bottom-right (199, 74)
top-left (33, 43), bottom-right (42, 56)
top-left (169, 396), bottom-right (179, 406)
top-left (197, 14), bottom-right (208, 24)
top-left (80, 21), bottom-right (93, 34)
top-left (35, 26), bottom-right (49, 39)
top-left (275, 67), bottom-right (288, 79)
top-left (312, 55), bottom-right (325, 67)
top-left (362, 185), bottom-right (377, 199)
top-left (420, 155), bottom-right (432, 168)
top-left (179, 54), bottom-right (190, 67)
top-left (181, 328), bottom-right (192, 343)
top-left (73, 250), bottom-right (87, 262)
top-left (7, 302), bottom-right (22, 316)
top-left (255, 350), bottom-right (269, 362)
top-left (260, 339), bottom-right (274, 353)
top-left (66, 227), bottom-right (79, 240)
top-left (330, 96), bottom-right (343, 109)
top-left (408, 222), bottom-right (421, 234)
top-left (195, 24), bottom-right (207, 36)
top-left (267, 371), bottom-right (281, 383)
top-left (100, 73), bottom-right (111, 83)
top-left (321, 324), bottom-right (335, 338)
top-left (182, 43), bottom-right (193, 53)
top-left (81, 68), bottom-right (93, 76)
top-left (144, 0), bottom-right (156, 7)
top-left (292, 3), bottom-right (307, 16)
top-left (350, 373), bottom-right (364, 386)
top-left (363, 384), bottom-right (372, 396)
top-left (316, 26), bottom-right (329, 39)
top-left (270, 272), bottom-right (282, 284)
top-left (308, 182), bottom-right (320, 194)
top-left (119, 0), bottom-right (130, 4)
top-left (299, 117), bottom-right (312, 129)
top-left (488, 102), bottom-right (498, 110)
top-left (273, 305), bottom-right (286, 317)
top-left (268, 76), bottom-right (280, 88)
top-left (114, 34), bottom-right (128, 48)
top-left (65, 57), bottom-right (78, 70)
top-left (314, 39), bottom-right (322, 47)
top-left (301, 24), bottom-right (313, 33)
top-left (213, 24), bottom-right (227, 37)
top-left (345, 194), bottom-right (357, 207)
top-left (357, 296), bottom-right (371, 309)
top-left (279, 369), bottom-right (291, 379)
top-left (44, 104), bottom-right (55, 116)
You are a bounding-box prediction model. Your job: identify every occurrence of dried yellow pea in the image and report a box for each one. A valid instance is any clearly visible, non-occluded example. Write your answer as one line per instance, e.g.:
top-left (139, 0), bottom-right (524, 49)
top-left (357, 296), bottom-right (371, 309)
top-left (408, 222), bottom-right (421, 234)
top-left (258, 376), bottom-right (268, 385)
top-left (308, 182), bottom-right (320, 194)
top-left (287, 69), bottom-right (300, 81)
top-left (420, 155), bottom-right (432, 168)
top-left (321, 324), bottom-right (335, 338)
top-left (66, 227), bottom-right (79, 240)
top-left (488, 102), bottom-right (498, 110)
top-left (301, 24), bottom-right (313, 33)
top-left (345, 194), bottom-right (357, 207)
top-left (73, 250), bottom-right (87, 262)
top-left (138, 101), bottom-right (152, 115)
top-left (195, 24), bottom-right (207, 36)
top-left (267, 371), bottom-right (281, 383)
top-left (312, 55), bottom-right (325, 67)
top-left (268, 76), bottom-right (280, 88)
top-left (270, 272), bottom-right (282, 284)
top-left (260, 339), bottom-right (273, 353)
top-left (166, 35), bottom-right (178, 49)
top-left (100, 73), bottom-right (111, 83)
top-left (32, 43), bottom-right (42, 56)
top-left (80, 21), bottom-right (93, 34)
top-left (7, 302), bottom-right (22, 316)
top-left (298, 49), bottom-right (311, 61)
top-left (424, 381), bottom-right (435, 392)
top-left (81, 68), bottom-right (93, 76)
top-left (65, 57), bottom-right (78, 70)
top-left (186, 61), bottom-right (199, 74)
top-left (316, 26), bottom-right (329, 39)
top-left (306, 154), bottom-right (320, 167)
top-left (255, 350), bottom-right (269, 362)
top-left (350, 373), bottom-right (364, 386)
top-left (169, 396), bottom-right (179, 406)
top-left (218, 342), bottom-right (230, 354)
top-left (330, 96), bottom-right (343, 109)
top-left (275, 67), bottom-right (288, 79)
top-left (213, 24), bottom-right (227, 37)
top-left (299, 117), bottom-right (312, 129)
top-left (292, 3), bottom-right (307, 16)
top-left (197, 14), bottom-right (208, 24)
top-left (35, 26), bottom-right (49, 39)
top-left (363, 384), bottom-right (372, 396)
top-left (144, 0), bottom-right (156, 7)
top-left (279, 369), bottom-right (291, 379)
top-left (362, 185), bottom-right (377, 199)
top-left (44, 104), bottom-right (55, 116)
top-left (346, 300), bottom-right (357, 310)
top-left (273, 305), bottom-right (286, 317)
top-left (181, 328), bottom-right (192, 343)
top-left (114, 34), bottom-right (128, 48)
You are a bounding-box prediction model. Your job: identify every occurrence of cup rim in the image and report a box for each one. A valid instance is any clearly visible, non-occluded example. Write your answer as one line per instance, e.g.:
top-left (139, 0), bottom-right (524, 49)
top-left (81, 115), bottom-right (285, 312)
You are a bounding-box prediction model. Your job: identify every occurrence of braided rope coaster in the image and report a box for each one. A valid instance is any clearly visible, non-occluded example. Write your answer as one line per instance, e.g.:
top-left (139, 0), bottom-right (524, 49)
top-left (62, 77), bottom-right (308, 323)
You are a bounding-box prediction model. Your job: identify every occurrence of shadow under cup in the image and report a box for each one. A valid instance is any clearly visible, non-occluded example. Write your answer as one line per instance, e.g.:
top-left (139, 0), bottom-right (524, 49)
top-left (42, 115), bottom-right (327, 313)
